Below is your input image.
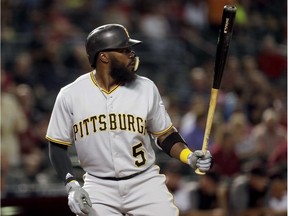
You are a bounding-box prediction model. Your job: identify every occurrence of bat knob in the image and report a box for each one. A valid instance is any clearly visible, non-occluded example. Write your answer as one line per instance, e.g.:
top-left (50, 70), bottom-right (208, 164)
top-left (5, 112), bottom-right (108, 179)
top-left (195, 168), bottom-right (206, 175)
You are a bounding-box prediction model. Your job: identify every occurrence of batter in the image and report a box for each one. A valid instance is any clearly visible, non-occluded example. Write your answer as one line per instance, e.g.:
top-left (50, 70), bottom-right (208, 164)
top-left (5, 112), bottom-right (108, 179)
top-left (46, 24), bottom-right (212, 216)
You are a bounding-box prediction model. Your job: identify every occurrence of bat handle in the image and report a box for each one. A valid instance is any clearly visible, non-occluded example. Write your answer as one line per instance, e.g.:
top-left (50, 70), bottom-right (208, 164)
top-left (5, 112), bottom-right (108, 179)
top-left (195, 88), bottom-right (219, 175)
top-left (195, 138), bottom-right (210, 175)
top-left (195, 142), bottom-right (209, 175)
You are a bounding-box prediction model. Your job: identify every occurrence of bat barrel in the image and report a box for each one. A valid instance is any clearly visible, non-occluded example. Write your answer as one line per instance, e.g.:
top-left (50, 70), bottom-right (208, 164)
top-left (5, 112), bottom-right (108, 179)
top-left (212, 5), bottom-right (237, 89)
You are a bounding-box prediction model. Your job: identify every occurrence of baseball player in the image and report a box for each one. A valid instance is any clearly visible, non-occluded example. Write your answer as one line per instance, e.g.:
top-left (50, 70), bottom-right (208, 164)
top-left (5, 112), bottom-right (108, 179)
top-left (46, 24), bottom-right (213, 216)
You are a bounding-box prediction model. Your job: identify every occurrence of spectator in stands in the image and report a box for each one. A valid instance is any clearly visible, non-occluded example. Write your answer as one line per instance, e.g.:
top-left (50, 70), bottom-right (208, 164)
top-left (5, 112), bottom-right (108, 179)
top-left (179, 95), bottom-right (207, 137)
top-left (164, 160), bottom-right (227, 216)
top-left (3, 147), bottom-right (58, 197)
top-left (183, 170), bottom-right (227, 216)
top-left (227, 112), bottom-right (256, 168)
top-left (182, 111), bottom-right (213, 151)
top-left (139, 2), bottom-right (171, 40)
top-left (242, 56), bottom-right (273, 126)
top-left (267, 138), bottom-right (287, 171)
top-left (257, 35), bottom-right (286, 82)
top-left (229, 165), bottom-right (271, 216)
top-left (211, 128), bottom-right (241, 179)
top-left (186, 67), bottom-right (211, 103)
top-left (15, 84), bottom-right (42, 157)
top-left (250, 108), bottom-right (287, 165)
top-left (12, 52), bottom-right (37, 87)
top-left (183, 0), bottom-right (208, 31)
top-left (220, 56), bottom-right (246, 121)
top-left (1, 82), bottom-right (28, 168)
top-left (267, 172), bottom-right (287, 216)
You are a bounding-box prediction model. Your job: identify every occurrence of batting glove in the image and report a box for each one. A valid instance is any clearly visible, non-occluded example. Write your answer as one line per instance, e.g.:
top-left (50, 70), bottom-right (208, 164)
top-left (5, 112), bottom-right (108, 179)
top-left (65, 181), bottom-right (92, 215)
top-left (188, 150), bottom-right (213, 172)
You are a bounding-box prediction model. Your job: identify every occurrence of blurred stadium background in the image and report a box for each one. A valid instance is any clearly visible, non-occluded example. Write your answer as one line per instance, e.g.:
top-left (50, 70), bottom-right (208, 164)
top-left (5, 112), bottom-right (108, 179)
top-left (1, 0), bottom-right (287, 215)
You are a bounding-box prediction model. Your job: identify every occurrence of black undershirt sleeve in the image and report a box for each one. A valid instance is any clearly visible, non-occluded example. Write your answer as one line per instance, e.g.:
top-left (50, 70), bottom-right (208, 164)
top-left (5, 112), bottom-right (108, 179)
top-left (49, 141), bottom-right (75, 184)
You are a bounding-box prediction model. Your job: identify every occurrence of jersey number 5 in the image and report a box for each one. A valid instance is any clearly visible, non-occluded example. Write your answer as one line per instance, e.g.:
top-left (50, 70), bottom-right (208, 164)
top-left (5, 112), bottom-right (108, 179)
top-left (132, 143), bottom-right (146, 167)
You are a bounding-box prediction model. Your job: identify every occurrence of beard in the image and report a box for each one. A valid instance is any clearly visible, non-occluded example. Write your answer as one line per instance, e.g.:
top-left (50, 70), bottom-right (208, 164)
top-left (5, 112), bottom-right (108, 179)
top-left (110, 57), bottom-right (136, 85)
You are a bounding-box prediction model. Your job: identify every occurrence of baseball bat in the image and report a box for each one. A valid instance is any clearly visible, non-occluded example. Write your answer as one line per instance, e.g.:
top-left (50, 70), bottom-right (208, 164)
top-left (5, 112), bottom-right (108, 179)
top-left (195, 5), bottom-right (237, 175)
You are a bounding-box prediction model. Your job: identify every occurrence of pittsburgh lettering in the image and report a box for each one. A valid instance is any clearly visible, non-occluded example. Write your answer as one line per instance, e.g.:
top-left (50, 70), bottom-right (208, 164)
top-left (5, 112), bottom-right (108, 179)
top-left (73, 113), bottom-right (146, 140)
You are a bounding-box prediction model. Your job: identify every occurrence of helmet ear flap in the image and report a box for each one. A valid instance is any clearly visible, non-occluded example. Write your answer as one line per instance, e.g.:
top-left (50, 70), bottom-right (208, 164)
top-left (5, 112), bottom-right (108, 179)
top-left (88, 54), bottom-right (96, 68)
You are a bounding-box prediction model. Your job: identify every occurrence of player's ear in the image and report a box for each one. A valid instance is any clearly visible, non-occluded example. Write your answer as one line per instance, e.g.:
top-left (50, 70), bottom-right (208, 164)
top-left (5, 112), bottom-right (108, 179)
top-left (99, 52), bottom-right (109, 63)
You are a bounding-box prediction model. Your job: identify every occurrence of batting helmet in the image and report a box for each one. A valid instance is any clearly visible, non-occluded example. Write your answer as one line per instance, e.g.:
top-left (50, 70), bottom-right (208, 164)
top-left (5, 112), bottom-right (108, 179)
top-left (86, 24), bottom-right (142, 67)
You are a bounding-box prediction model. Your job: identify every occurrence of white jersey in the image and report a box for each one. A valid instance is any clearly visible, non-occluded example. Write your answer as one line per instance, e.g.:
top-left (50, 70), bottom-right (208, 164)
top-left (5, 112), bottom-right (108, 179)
top-left (46, 70), bottom-right (173, 178)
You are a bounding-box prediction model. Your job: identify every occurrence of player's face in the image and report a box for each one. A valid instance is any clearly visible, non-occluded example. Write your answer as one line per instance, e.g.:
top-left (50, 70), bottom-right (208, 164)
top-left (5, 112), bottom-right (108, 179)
top-left (109, 48), bottom-right (137, 84)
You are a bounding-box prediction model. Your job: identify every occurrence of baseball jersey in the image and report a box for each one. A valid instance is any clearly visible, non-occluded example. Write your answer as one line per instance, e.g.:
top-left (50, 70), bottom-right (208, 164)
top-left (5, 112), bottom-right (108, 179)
top-left (46, 70), bottom-right (173, 178)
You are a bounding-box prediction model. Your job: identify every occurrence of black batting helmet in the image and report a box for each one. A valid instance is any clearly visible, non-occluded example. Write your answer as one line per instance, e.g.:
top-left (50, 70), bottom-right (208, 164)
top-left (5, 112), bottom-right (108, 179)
top-left (86, 24), bottom-right (142, 68)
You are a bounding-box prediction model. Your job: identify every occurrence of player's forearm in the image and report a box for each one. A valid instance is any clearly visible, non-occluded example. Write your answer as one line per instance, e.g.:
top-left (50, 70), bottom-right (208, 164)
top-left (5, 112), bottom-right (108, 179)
top-left (157, 127), bottom-right (192, 164)
top-left (49, 141), bottom-right (75, 184)
top-left (170, 142), bottom-right (191, 164)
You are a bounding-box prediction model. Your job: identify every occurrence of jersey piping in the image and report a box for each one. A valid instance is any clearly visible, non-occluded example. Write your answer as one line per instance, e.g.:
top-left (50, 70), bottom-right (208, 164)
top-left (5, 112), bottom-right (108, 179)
top-left (90, 72), bottom-right (120, 94)
top-left (151, 123), bottom-right (173, 136)
top-left (46, 135), bottom-right (72, 146)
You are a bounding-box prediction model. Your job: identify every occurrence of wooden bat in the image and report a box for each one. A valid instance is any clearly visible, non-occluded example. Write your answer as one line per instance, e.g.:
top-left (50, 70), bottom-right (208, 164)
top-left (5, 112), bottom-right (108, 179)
top-left (195, 5), bottom-right (237, 175)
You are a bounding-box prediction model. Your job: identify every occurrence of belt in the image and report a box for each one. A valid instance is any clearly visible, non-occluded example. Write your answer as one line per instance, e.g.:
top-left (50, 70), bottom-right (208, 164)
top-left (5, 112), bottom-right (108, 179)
top-left (88, 167), bottom-right (149, 181)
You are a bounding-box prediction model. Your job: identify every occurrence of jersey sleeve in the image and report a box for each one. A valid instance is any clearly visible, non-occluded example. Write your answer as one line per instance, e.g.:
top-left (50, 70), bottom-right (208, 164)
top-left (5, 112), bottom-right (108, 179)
top-left (147, 83), bottom-right (173, 135)
top-left (46, 90), bottom-right (73, 146)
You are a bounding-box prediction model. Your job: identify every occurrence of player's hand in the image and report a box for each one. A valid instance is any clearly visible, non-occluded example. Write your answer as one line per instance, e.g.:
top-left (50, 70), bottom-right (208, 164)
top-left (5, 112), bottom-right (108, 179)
top-left (188, 150), bottom-right (213, 172)
top-left (65, 181), bottom-right (92, 215)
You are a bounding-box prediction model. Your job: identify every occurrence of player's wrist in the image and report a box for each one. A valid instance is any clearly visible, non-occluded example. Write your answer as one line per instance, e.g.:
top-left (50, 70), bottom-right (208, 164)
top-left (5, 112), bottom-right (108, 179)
top-left (64, 173), bottom-right (78, 190)
top-left (179, 148), bottom-right (192, 164)
top-left (65, 177), bottom-right (77, 184)
top-left (65, 180), bottom-right (80, 193)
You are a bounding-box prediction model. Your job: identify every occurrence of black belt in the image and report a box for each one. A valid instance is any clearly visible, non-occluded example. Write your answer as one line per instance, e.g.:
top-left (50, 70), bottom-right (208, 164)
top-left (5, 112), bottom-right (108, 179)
top-left (88, 167), bottom-right (149, 181)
